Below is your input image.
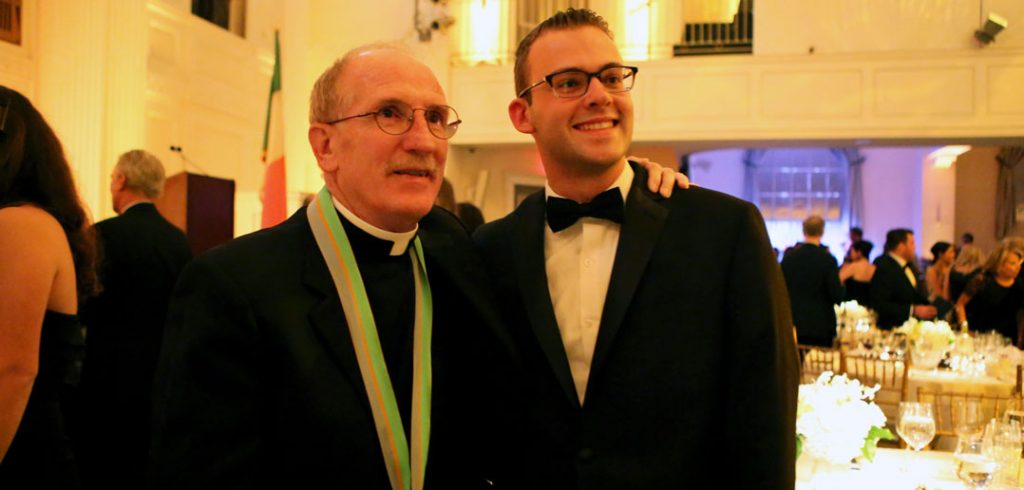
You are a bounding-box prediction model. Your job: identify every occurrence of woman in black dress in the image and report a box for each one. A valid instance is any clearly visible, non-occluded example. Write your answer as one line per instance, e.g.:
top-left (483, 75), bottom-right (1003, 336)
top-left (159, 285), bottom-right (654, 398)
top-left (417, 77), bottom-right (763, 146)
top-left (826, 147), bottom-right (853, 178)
top-left (949, 245), bottom-right (985, 303)
top-left (955, 243), bottom-right (1024, 345)
top-left (839, 240), bottom-right (875, 305)
top-left (0, 86), bottom-right (99, 489)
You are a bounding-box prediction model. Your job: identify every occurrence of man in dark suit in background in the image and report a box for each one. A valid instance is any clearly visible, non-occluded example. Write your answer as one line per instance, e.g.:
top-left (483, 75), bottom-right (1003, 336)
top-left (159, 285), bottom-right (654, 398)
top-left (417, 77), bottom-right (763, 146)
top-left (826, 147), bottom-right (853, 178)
top-left (870, 228), bottom-right (937, 328)
top-left (474, 9), bottom-right (798, 489)
top-left (782, 215), bottom-right (844, 347)
top-left (149, 45), bottom-right (520, 489)
top-left (77, 149), bottom-right (192, 490)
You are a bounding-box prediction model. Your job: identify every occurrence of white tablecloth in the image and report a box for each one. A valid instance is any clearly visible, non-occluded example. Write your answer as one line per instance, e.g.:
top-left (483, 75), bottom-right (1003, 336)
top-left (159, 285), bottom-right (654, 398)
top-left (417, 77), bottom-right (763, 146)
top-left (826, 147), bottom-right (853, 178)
top-left (796, 448), bottom-right (1017, 489)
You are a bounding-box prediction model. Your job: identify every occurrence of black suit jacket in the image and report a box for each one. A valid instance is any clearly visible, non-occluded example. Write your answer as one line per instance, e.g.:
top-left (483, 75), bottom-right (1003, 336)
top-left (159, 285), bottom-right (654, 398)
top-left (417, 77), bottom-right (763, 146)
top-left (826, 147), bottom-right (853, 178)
top-left (781, 242), bottom-right (844, 347)
top-left (78, 203), bottom-right (192, 486)
top-left (473, 163), bottom-right (799, 490)
top-left (149, 207), bottom-right (520, 490)
top-left (870, 254), bottom-right (928, 329)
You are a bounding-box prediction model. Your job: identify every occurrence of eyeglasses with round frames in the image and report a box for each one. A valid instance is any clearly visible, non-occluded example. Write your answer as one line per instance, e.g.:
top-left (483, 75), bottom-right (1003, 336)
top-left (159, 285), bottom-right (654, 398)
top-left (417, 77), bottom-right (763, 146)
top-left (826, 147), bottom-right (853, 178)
top-left (325, 103), bottom-right (461, 140)
top-left (518, 65), bottom-right (638, 99)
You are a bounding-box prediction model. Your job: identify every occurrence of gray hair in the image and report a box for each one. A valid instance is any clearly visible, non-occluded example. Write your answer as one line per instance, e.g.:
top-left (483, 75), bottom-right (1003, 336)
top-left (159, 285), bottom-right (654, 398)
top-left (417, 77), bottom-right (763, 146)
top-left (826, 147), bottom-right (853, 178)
top-left (308, 42), bottom-right (412, 123)
top-left (116, 149), bottom-right (165, 199)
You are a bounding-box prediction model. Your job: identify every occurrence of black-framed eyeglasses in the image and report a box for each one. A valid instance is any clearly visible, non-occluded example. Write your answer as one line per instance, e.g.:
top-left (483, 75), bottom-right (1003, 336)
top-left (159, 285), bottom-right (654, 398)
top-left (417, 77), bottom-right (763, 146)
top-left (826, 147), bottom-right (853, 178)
top-left (518, 65), bottom-right (638, 99)
top-left (325, 103), bottom-right (461, 140)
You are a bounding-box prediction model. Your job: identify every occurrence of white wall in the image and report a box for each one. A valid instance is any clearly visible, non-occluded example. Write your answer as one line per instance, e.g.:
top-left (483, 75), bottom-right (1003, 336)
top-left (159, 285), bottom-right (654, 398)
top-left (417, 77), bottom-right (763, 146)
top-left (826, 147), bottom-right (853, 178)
top-left (860, 147), bottom-right (932, 258)
top-left (756, 0), bottom-right (1024, 55)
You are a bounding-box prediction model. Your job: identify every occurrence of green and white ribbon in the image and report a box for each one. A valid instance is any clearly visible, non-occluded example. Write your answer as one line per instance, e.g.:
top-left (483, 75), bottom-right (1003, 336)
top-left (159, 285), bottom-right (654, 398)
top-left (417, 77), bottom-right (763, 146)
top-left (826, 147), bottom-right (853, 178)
top-left (307, 187), bottom-right (432, 490)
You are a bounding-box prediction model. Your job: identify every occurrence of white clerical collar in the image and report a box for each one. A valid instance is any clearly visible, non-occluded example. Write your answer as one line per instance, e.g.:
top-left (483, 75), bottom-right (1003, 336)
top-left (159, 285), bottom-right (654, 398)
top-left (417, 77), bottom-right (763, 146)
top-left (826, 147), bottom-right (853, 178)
top-left (888, 252), bottom-right (908, 267)
top-left (545, 161), bottom-right (634, 203)
top-left (331, 196), bottom-right (416, 256)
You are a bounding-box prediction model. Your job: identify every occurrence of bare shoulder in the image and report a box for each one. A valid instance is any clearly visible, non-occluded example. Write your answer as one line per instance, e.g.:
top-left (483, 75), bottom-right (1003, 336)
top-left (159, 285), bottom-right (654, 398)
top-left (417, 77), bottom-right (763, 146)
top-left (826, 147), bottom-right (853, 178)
top-left (0, 205), bottom-right (66, 248)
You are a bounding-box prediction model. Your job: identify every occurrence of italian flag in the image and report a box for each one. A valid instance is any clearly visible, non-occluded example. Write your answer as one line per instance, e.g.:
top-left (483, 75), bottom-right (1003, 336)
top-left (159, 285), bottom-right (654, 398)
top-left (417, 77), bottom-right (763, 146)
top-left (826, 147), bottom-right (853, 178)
top-left (260, 30), bottom-right (286, 228)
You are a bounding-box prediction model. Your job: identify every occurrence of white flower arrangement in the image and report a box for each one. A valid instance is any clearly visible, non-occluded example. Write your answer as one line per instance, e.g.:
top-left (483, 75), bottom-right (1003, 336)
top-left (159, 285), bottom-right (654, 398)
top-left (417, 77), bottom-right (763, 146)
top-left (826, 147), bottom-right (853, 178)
top-left (834, 300), bottom-right (872, 327)
top-left (894, 319), bottom-right (955, 346)
top-left (796, 372), bottom-right (894, 464)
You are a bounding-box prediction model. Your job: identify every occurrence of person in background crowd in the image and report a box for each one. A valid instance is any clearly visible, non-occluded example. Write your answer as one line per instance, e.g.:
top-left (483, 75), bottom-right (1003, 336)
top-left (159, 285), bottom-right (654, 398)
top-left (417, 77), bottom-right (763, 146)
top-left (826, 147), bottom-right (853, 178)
top-left (839, 240), bottom-right (875, 305)
top-left (782, 215), bottom-right (845, 347)
top-left (76, 150), bottom-right (192, 490)
top-left (926, 242), bottom-right (955, 302)
top-left (870, 228), bottom-right (936, 328)
top-left (435, 177), bottom-right (457, 214)
top-left (950, 245), bottom-right (985, 303)
top-left (844, 226), bottom-right (864, 263)
top-left (456, 201), bottom-right (485, 233)
top-left (925, 241), bottom-right (956, 319)
top-left (0, 85), bottom-right (99, 489)
top-left (956, 243), bottom-right (1024, 345)
top-left (474, 8), bottom-right (797, 489)
top-left (961, 232), bottom-right (975, 248)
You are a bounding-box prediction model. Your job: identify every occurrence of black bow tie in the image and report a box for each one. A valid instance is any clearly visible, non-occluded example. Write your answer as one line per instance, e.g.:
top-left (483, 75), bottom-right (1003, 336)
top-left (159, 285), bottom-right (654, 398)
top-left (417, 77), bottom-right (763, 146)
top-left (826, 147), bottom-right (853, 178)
top-left (546, 188), bottom-right (624, 233)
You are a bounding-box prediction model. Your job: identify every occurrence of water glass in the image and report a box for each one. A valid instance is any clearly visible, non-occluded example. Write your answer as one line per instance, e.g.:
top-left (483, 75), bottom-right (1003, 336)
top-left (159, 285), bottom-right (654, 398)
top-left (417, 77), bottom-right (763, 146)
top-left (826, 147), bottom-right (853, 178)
top-left (898, 402), bottom-right (936, 451)
top-left (983, 418), bottom-right (1022, 487)
top-left (956, 435), bottom-right (997, 488)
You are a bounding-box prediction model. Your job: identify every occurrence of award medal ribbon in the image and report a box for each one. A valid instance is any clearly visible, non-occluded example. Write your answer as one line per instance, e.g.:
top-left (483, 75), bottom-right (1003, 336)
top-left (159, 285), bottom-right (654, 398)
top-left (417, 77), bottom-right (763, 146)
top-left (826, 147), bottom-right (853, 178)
top-left (307, 187), bottom-right (432, 490)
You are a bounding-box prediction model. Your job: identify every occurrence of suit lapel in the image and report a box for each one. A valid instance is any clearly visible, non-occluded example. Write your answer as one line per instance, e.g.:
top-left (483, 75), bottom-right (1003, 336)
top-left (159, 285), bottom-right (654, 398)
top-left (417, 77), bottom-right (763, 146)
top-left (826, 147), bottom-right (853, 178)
top-left (590, 165), bottom-right (668, 384)
top-left (302, 224), bottom-right (366, 396)
top-left (515, 193), bottom-right (580, 408)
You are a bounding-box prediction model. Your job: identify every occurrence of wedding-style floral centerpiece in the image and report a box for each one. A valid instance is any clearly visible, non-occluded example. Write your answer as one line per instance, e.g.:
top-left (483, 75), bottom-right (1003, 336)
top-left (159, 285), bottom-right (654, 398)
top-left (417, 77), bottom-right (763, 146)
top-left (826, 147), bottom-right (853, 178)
top-left (796, 372), bottom-right (895, 464)
top-left (834, 300), bottom-right (872, 328)
top-left (895, 319), bottom-right (955, 369)
top-left (894, 319), bottom-right (955, 345)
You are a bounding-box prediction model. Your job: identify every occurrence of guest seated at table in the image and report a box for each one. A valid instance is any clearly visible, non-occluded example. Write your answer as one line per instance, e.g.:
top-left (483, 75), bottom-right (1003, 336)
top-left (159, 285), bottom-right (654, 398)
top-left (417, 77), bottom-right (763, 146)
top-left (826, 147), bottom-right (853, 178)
top-left (950, 245), bottom-right (985, 303)
top-left (955, 243), bottom-right (1024, 345)
top-left (840, 240), bottom-right (875, 306)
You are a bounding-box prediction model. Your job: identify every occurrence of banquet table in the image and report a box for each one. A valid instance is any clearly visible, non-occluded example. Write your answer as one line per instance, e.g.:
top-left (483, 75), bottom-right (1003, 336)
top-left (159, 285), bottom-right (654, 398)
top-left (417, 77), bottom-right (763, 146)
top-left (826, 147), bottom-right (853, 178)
top-left (797, 448), bottom-right (1022, 489)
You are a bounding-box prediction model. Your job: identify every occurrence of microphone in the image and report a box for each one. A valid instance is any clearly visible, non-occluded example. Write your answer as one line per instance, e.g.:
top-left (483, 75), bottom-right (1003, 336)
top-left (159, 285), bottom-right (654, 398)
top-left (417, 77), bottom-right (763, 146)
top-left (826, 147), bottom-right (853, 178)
top-left (169, 145), bottom-right (210, 176)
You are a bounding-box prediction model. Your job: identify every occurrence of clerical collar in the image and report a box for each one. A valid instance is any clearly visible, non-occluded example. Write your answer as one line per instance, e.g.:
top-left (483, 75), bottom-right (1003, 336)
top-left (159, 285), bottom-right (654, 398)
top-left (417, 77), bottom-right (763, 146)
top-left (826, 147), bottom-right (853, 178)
top-left (545, 161), bottom-right (633, 203)
top-left (331, 196), bottom-right (416, 256)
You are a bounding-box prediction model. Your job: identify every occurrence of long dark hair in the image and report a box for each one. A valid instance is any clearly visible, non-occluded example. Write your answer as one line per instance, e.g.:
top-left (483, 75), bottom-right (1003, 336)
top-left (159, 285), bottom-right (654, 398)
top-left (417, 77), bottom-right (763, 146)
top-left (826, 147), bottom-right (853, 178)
top-left (0, 85), bottom-right (99, 299)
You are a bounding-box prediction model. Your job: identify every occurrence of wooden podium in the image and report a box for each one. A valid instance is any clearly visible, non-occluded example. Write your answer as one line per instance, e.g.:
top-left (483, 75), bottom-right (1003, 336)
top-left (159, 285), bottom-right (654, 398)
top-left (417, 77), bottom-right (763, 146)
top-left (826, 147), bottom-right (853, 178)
top-left (155, 172), bottom-right (235, 256)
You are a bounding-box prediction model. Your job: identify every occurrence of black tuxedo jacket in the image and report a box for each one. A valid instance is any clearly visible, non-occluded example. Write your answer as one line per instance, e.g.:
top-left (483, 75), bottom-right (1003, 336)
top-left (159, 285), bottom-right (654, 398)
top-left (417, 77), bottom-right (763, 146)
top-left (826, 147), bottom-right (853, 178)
top-left (78, 203), bottom-right (192, 486)
top-left (473, 163), bottom-right (798, 490)
top-left (149, 207), bottom-right (520, 489)
top-left (870, 254), bottom-right (928, 329)
top-left (781, 242), bottom-right (844, 347)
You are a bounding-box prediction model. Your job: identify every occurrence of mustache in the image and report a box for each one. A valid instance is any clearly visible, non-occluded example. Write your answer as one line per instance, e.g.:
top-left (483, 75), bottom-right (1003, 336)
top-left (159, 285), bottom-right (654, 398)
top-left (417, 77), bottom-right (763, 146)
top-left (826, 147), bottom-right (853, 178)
top-left (386, 155), bottom-right (439, 175)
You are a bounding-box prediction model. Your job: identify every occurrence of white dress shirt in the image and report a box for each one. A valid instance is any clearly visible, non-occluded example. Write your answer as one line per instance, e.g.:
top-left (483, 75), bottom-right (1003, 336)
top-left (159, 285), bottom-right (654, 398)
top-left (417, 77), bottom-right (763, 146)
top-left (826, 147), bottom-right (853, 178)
top-left (544, 164), bottom-right (633, 404)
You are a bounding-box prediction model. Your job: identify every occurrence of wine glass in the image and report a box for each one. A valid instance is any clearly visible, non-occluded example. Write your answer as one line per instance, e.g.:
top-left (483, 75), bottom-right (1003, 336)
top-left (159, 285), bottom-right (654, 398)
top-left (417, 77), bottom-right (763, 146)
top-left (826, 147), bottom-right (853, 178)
top-left (983, 419), bottom-right (1022, 488)
top-left (897, 402), bottom-right (936, 483)
top-left (955, 398), bottom-right (986, 441)
top-left (898, 402), bottom-right (937, 451)
top-left (956, 435), bottom-right (997, 488)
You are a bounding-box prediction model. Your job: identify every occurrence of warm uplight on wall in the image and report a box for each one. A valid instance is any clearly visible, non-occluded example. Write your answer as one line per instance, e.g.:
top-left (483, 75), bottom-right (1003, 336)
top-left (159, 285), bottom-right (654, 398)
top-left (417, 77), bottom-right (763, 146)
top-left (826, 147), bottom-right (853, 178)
top-left (928, 145), bottom-right (971, 168)
top-left (621, 0), bottom-right (651, 61)
top-left (457, 0), bottom-right (507, 65)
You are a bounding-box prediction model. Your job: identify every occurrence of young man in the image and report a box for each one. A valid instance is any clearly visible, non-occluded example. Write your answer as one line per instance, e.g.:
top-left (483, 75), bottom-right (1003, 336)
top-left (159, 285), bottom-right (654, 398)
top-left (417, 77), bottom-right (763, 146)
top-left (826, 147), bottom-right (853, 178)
top-left (474, 9), bottom-right (798, 490)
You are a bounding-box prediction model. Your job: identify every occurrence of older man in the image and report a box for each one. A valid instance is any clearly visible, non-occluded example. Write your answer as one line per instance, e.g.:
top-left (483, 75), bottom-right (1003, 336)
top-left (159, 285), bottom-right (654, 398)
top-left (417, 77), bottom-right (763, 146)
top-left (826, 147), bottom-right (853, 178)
top-left (77, 149), bottom-right (192, 490)
top-left (474, 8), bottom-right (798, 489)
top-left (149, 45), bottom-right (519, 489)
